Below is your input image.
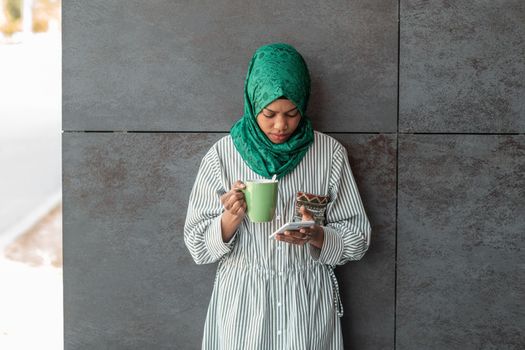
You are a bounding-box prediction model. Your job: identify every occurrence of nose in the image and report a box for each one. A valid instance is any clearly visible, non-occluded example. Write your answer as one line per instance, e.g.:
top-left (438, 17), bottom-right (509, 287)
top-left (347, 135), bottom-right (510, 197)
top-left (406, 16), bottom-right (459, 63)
top-left (274, 114), bottom-right (288, 132)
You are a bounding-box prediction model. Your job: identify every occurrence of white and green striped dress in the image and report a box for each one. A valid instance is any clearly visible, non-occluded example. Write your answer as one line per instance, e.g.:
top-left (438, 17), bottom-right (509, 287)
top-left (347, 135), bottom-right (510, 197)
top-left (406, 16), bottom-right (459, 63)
top-left (184, 131), bottom-right (372, 349)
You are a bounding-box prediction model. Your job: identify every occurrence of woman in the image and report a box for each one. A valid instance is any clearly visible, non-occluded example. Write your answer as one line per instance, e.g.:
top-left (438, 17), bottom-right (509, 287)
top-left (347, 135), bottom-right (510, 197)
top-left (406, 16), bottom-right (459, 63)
top-left (184, 42), bottom-right (372, 349)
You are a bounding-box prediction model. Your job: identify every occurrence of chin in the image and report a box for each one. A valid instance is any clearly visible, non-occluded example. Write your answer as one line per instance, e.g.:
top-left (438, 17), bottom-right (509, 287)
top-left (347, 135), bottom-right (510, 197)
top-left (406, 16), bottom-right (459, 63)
top-left (269, 135), bottom-right (289, 143)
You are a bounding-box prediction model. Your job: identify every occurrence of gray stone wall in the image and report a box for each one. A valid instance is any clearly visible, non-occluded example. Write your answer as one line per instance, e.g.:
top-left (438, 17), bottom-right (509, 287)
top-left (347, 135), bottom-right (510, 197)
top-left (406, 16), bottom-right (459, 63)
top-left (63, 1), bottom-right (524, 349)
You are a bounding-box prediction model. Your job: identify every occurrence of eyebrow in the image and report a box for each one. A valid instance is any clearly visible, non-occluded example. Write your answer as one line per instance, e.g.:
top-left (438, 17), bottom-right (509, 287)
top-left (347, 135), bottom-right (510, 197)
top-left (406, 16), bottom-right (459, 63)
top-left (264, 106), bottom-right (298, 114)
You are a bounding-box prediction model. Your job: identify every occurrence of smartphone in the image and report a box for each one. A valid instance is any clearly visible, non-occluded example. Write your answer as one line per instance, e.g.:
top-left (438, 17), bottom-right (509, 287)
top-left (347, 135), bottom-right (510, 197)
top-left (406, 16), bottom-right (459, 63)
top-left (268, 221), bottom-right (316, 239)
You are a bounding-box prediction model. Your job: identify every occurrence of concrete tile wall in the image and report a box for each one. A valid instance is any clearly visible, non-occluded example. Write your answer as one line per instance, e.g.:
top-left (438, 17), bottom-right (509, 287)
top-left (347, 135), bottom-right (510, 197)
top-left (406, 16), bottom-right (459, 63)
top-left (63, 133), bottom-right (224, 349)
top-left (63, 1), bottom-right (524, 349)
top-left (397, 135), bottom-right (524, 349)
top-left (397, 1), bottom-right (525, 348)
top-left (63, 0), bottom-right (397, 132)
top-left (400, 0), bottom-right (525, 133)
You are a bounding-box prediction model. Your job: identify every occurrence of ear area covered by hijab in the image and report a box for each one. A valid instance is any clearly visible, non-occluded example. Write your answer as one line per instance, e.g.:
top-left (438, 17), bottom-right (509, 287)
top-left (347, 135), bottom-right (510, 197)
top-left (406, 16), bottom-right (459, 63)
top-left (230, 42), bottom-right (314, 180)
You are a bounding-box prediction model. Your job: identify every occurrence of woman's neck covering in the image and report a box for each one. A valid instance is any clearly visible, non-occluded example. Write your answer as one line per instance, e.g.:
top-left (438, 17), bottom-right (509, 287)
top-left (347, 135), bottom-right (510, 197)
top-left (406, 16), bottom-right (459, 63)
top-left (230, 42), bottom-right (314, 180)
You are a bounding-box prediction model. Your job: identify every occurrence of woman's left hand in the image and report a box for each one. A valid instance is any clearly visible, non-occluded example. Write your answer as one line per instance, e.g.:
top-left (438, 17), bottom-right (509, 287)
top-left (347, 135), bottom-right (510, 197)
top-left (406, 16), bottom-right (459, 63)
top-left (276, 205), bottom-right (324, 249)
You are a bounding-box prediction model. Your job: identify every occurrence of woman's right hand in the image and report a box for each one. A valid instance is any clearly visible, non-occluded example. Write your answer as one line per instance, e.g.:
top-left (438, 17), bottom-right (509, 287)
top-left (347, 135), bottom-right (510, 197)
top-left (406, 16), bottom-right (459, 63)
top-left (220, 180), bottom-right (247, 220)
top-left (220, 181), bottom-right (247, 242)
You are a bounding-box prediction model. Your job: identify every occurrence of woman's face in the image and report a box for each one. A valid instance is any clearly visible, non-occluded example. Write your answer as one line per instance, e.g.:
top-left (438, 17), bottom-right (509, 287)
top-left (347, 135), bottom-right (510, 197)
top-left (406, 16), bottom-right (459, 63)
top-left (256, 98), bottom-right (301, 144)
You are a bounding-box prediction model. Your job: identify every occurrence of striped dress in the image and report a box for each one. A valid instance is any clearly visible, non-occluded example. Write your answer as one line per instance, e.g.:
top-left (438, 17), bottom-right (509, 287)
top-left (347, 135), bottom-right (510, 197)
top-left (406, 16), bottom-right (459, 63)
top-left (184, 131), bottom-right (372, 350)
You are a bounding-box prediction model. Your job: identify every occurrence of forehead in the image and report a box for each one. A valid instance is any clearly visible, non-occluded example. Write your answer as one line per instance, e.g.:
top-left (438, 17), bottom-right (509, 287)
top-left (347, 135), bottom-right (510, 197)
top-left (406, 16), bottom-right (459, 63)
top-left (263, 98), bottom-right (297, 111)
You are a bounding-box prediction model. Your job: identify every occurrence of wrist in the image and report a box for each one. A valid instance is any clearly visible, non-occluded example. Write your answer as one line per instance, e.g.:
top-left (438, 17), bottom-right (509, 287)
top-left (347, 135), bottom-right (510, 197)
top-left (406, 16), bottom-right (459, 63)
top-left (221, 210), bottom-right (243, 242)
top-left (309, 225), bottom-right (325, 249)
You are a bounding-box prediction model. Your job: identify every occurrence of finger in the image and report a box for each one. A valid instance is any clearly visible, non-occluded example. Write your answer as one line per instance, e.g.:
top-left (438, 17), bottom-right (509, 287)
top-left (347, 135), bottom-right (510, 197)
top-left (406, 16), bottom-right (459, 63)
top-left (283, 230), bottom-right (308, 242)
top-left (221, 191), bottom-right (243, 206)
top-left (229, 200), bottom-right (240, 212)
top-left (220, 192), bottom-right (231, 205)
top-left (233, 180), bottom-right (244, 187)
top-left (300, 205), bottom-right (314, 221)
top-left (285, 230), bottom-right (304, 239)
top-left (237, 204), bottom-right (245, 215)
top-left (300, 228), bottom-right (314, 237)
top-left (227, 195), bottom-right (242, 210)
top-left (231, 189), bottom-right (244, 200)
top-left (230, 190), bottom-right (246, 203)
top-left (233, 180), bottom-right (246, 191)
top-left (288, 236), bottom-right (307, 245)
top-left (222, 193), bottom-right (232, 208)
top-left (230, 200), bottom-right (242, 215)
top-left (279, 234), bottom-right (308, 245)
top-left (226, 191), bottom-right (244, 204)
top-left (236, 199), bottom-right (247, 214)
top-left (233, 191), bottom-right (245, 200)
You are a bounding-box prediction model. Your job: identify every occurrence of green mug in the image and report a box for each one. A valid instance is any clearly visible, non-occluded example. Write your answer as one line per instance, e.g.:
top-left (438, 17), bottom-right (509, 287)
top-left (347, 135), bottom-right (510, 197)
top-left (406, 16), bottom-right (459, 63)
top-left (241, 179), bottom-right (278, 222)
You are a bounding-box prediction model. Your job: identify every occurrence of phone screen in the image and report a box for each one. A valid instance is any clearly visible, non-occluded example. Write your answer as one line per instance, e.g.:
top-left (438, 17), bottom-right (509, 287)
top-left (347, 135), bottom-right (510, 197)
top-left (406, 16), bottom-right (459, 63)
top-left (268, 221), bottom-right (315, 239)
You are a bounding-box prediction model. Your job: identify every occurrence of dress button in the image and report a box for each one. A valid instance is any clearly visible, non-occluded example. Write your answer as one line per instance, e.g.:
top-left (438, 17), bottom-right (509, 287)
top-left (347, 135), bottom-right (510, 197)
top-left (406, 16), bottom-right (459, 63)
top-left (277, 302), bottom-right (281, 307)
top-left (277, 330), bottom-right (282, 335)
top-left (276, 215), bottom-right (281, 221)
top-left (278, 271), bottom-right (283, 276)
top-left (276, 246), bottom-right (281, 250)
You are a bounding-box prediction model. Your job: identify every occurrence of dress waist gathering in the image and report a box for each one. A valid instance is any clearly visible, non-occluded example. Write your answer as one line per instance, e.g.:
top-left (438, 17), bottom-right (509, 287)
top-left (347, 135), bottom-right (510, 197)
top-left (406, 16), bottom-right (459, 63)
top-left (217, 257), bottom-right (344, 317)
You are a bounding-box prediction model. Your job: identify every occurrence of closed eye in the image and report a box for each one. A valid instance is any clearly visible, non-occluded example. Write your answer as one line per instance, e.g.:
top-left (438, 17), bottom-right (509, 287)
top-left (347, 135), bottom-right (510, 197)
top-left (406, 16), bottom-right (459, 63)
top-left (263, 110), bottom-right (299, 118)
top-left (263, 107), bottom-right (298, 118)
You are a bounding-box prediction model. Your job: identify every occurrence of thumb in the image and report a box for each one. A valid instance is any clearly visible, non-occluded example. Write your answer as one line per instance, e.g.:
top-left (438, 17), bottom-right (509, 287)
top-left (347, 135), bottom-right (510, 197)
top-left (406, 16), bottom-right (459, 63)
top-left (300, 205), bottom-right (314, 221)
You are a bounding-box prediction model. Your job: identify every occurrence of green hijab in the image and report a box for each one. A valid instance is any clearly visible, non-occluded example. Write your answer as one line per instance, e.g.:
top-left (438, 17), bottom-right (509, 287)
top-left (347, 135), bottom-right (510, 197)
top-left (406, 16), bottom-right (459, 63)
top-left (230, 43), bottom-right (314, 180)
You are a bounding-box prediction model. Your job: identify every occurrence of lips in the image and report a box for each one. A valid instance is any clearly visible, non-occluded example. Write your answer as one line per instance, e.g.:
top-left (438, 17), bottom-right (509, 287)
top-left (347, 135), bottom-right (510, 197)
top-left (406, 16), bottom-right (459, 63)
top-left (270, 133), bottom-right (290, 141)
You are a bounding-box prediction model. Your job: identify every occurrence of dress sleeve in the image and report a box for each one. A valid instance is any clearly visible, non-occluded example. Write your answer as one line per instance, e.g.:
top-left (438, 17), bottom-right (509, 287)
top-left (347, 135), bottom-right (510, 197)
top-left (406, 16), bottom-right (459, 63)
top-left (183, 146), bottom-right (239, 265)
top-left (309, 145), bottom-right (372, 265)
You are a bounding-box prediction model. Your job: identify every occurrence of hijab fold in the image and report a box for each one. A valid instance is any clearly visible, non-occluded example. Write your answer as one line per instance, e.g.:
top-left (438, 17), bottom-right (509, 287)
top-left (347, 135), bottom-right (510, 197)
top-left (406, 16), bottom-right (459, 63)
top-left (230, 43), bottom-right (314, 180)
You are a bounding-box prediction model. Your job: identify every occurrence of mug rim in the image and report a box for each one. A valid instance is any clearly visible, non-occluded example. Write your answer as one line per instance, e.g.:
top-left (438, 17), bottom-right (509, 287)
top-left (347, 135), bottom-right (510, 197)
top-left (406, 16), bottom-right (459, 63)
top-left (245, 179), bottom-right (278, 184)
